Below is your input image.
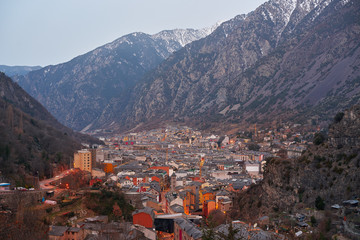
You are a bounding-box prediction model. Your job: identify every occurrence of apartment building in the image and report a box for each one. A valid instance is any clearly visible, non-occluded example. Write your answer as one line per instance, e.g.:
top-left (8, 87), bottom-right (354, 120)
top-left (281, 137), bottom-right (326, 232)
top-left (74, 149), bottom-right (92, 172)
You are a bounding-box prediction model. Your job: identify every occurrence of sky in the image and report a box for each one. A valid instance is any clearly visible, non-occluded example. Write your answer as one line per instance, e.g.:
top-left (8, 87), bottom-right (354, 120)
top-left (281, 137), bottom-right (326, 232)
top-left (0, 0), bottom-right (267, 67)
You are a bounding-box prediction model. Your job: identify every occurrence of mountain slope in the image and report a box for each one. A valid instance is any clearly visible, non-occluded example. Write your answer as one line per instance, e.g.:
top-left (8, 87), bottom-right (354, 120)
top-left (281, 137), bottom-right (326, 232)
top-left (115, 0), bottom-right (359, 132)
top-left (0, 65), bottom-right (42, 77)
top-left (15, 27), bottom-right (218, 131)
top-left (0, 72), bottom-right (99, 179)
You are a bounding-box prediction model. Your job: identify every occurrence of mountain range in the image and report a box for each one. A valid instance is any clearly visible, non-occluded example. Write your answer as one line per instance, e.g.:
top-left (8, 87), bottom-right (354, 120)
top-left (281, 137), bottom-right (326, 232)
top-left (15, 0), bottom-right (360, 133)
top-left (15, 26), bottom-right (220, 131)
top-left (118, 0), bottom-right (360, 132)
top-left (0, 65), bottom-right (42, 77)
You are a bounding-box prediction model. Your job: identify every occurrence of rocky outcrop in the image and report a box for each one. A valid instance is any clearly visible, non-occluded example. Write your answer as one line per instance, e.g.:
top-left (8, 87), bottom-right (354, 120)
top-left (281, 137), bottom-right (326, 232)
top-left (329, 105), bottom-right (360, 147)
top-left (235, 105), bottom-right (360, 221)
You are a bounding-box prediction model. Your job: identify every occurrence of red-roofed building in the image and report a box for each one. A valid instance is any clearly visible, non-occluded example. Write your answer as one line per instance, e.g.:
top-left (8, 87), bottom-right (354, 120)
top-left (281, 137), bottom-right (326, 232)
top-left (151, 176), bottom-right (160, 183)
top-left (132, 207), bottom-right (155, 228)
top-left (89, 178), bottom-right (102, 187)
top-left (133, 177), bottom-right (146, 186)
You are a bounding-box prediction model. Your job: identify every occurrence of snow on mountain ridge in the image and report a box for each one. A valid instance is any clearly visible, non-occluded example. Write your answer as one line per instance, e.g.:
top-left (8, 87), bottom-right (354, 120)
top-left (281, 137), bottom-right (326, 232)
top-left (94, 23), bottom-right (221, 59)
top-left (151, 21), bottom-right (222, 47)
top-left (261, 0), bottom-right (334, 45)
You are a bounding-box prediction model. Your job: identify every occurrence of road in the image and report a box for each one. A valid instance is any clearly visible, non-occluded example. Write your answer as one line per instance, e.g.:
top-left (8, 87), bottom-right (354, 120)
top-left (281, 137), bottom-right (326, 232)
top-left (39, 169), bottom-right (73, 190)
top-left (160, 190), bottom-right (169, 213)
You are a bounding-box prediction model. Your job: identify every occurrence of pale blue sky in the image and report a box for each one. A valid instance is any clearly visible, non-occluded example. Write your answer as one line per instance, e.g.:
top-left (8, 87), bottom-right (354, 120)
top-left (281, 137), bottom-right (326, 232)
top-left (0, 0), bottom-right (267, 66)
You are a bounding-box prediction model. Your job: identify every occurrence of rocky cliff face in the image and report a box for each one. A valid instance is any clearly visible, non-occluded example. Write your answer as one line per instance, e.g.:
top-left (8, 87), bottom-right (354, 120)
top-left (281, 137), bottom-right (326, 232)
top-left (235, 105), bottom-right (360, 221)
top-left (15, 28), bottom-right (217, 131)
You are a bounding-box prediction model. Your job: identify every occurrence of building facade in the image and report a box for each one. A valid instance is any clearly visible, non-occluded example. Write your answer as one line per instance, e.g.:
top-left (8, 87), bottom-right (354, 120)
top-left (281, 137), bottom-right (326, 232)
top-left (74, 149), bottom-right (92, 172)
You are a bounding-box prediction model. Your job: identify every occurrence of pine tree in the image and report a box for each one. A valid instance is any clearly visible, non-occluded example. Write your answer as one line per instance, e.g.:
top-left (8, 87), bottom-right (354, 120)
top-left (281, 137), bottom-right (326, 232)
top-left (217, 222), bottom-right (241, 240)
top-left (202, 216), bottom-right (217, 240)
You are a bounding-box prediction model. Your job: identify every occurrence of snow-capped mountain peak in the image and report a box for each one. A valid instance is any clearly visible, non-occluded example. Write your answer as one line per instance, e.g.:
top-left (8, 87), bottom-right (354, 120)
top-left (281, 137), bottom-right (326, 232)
top-left (150, 21), bottom-right (222, 55)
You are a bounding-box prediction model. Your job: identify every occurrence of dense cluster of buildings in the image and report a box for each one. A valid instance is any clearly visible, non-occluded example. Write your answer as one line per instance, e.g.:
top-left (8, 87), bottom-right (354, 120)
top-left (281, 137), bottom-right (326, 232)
top-left (57, 124), bottom-right (316, 239)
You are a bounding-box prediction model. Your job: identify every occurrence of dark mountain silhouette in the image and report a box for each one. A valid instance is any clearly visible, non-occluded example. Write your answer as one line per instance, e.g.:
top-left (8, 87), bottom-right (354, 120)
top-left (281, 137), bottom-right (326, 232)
top-left (0, 72), bottom-right (100, 179)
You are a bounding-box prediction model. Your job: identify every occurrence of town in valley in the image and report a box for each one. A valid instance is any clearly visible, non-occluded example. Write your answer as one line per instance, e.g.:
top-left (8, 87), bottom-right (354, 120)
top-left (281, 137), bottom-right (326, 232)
top-left (1, 121), bottom-right (359, 239)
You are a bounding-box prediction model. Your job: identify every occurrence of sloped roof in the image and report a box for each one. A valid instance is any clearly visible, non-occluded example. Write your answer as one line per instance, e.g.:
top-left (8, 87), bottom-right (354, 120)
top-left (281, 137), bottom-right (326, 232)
top-left (215, 222), bottom-right (285, 240)
top-left (67, 227), bottom-right (81, 233)
top-left (216, 190), bottom-right (230, 196)
top-left (48, 226), bottom-right (68, 236)
top-left (174, 218), bottom-right (202, 239)
top-left (170, 204), bottom-right (184, 213)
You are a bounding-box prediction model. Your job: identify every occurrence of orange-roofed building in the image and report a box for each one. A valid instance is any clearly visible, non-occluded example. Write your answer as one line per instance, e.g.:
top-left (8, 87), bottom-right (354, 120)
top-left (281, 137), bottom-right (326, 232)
top-left (151, 176), bottom-right (161, 183)
top-left (104, 163), bottom-right (114, 174)
top-left (202, 191), bottom-right (215, 205)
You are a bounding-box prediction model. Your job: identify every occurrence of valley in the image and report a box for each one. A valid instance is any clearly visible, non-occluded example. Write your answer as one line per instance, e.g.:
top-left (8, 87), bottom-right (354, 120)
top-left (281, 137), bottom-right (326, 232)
top-left (0, 0), bottom-right (359, 239)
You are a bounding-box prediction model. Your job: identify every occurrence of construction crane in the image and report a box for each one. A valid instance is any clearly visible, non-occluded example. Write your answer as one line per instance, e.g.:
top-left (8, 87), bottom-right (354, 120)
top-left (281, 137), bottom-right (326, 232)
top-left (199, 154), bottom-right (205, 209)
top-left (199, 154), bottom-right (205, 178)
top-left (161, 133), bottom-right (167, 142)
top-left (162, 133), bottom-right (168, 164)
top-left (165, 148), bottom-right (169, 164)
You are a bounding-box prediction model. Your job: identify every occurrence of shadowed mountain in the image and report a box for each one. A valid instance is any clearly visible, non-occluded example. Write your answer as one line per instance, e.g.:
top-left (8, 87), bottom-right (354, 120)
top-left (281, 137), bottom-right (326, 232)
top-left (0, 72), bottom-right (100, 179)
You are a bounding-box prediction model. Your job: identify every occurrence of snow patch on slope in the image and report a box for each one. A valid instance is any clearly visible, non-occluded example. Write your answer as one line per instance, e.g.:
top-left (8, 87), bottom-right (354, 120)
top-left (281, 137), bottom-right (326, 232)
top-left (151, 21), bottom-right (222, 49)
top-left (309, 0), bottom-right (333, 21)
